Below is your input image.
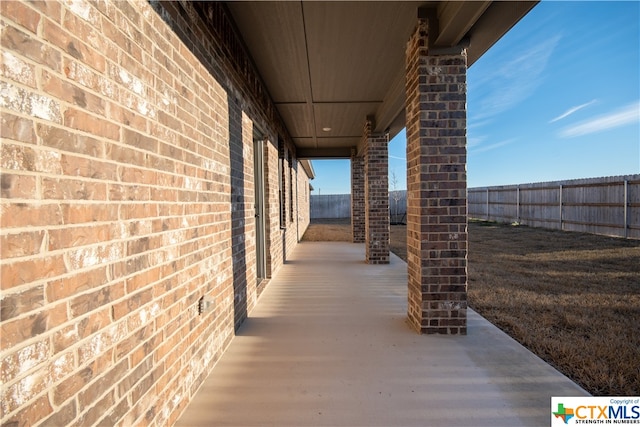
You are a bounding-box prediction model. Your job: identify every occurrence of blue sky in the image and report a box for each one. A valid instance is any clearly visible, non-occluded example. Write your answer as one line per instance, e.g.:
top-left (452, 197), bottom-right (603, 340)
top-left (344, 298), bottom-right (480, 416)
top-left (310, 1), bottom-right (640, 195)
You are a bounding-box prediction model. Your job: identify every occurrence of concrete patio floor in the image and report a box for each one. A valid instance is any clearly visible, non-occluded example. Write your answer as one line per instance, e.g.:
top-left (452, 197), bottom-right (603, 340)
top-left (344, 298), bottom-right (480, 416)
top-left (176, 242), bottom-right (589, 427)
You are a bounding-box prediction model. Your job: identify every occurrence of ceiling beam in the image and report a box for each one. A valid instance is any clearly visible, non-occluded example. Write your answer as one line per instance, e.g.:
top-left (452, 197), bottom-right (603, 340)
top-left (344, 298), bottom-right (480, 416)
top-left (374, 67), bottom-right (405, 137)
top-left (435, 1), bottom-right (491, 47)
top-left (297, 147), bottom-right (353, 159)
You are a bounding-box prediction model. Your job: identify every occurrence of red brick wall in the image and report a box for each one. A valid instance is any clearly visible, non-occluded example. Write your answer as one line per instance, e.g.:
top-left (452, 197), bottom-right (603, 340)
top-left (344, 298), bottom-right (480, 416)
top-left (363, 121), bottom-right (390, 264)
top-left (0, 1), bottom-right (311, 425)
top-left (405, 19), bottom-right (468, 335)
top-left (351, 154), bottom-right (365, 243)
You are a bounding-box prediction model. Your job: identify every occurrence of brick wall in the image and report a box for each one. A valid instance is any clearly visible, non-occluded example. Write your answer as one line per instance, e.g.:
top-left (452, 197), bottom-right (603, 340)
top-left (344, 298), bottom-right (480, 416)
top-left (152, 0), bottom-right (305, 279)
top-left (0, 1), bottom-right (311, 425)
top-left (229, 101), bottom-right (257, 331)
top-left (405, 19), bottom-right (468, 334)
top-left (363, 121), bottom-right (390, 264)
top-left (350, 154), bottom-right (365, 243)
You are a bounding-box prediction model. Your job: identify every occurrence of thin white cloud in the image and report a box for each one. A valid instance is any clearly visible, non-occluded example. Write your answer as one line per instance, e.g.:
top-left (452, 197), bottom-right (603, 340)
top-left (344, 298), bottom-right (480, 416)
top-left (388, 154), bottom-right (405, 161)
top-left (471, 35), bottom-right (562, 121)
top-left (559, 101), bottom-right (640, 138)
top-left (468, 119), bottom-right (493, 130)
top-left (467, 135), bottom-right (486, 148)
top-left (469, 138), bottom-right (516, 154)
top-left (550, 99), bottom-right (597, 123)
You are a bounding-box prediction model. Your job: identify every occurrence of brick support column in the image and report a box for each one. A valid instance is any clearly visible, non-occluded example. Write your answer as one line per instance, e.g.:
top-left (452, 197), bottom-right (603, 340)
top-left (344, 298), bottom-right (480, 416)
top-left (351, 153), bottom-right (365, 243)
top-left (405, 19), bottom-right (468, 334)
top-left (363, 121), bottom-right (390, 264)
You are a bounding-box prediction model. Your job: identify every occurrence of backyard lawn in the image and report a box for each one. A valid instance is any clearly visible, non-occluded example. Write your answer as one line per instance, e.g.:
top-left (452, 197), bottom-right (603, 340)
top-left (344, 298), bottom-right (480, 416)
top-left (303, 219), bottom-right (640, 396)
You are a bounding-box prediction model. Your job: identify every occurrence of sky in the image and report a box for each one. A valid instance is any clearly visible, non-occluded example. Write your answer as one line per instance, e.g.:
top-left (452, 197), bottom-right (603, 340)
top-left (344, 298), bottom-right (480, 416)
top-left (310, 1), bottom-right (640, 195)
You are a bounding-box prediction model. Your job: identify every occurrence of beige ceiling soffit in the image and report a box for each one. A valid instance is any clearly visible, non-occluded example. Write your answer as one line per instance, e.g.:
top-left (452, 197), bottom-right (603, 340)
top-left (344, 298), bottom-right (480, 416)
top-left (299, 2), bottom-right (317, 149)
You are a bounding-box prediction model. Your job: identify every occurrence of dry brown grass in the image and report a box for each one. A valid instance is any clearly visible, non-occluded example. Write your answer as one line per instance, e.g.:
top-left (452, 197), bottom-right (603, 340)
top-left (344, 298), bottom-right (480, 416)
top-left (302, 218), bottom-right (354, 241)
top-left (303, 218), bottom-right (640, 396)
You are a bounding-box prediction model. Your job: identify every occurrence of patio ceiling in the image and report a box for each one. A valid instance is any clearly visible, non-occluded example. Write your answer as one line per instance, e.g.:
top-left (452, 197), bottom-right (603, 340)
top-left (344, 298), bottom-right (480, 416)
top-left (226, 1), bottom-right (538, 158)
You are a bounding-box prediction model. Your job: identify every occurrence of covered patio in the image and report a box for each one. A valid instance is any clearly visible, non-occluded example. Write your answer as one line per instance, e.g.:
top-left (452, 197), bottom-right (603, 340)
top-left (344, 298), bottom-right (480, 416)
top-left (225, 0), bottom-right (540, 333)
top-left (177, 242), bottom-right (588, 427)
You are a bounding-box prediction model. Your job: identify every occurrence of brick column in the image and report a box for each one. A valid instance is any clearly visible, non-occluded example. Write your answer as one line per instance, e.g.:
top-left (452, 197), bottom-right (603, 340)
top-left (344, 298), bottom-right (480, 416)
top-left (363, 121), bottom-right (390, 264)
top-left (405, 19), bottom-right (468, 334)
top-left (351, 153), bottom-right (365, 243)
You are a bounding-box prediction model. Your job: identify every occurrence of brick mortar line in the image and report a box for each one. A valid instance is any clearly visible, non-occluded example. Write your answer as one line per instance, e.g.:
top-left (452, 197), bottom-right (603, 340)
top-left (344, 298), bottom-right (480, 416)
top-left (0, 169), bottom-right (232, 194)
top-left (0, 220), bottom-right (228, 256)
top-left (0, 201), bottom-right (229, 229)
top-left (0, 202), bottom-right (229, 224)
top-left (0, 223), bottom-right (221, 243)
top-left (0, 175), bottom-right (231, 201)
top-left (0, 233), bottom-right (226, 267)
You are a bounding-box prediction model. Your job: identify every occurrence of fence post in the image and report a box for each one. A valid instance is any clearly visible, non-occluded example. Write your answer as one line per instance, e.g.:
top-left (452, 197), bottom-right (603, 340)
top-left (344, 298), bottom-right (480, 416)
top-left (516, 185), bottom-right (520, 224)
top-left (624, 179), bottom-right (629, 238)
top-left (486, 188), bottom-right (490, 220)
top-left (559, 184), bottom-right (563, 230)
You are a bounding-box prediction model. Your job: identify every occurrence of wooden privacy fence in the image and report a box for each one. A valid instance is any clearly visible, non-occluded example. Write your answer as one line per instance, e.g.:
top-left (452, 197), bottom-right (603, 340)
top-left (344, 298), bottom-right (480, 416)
top-left (310, 194), bottom-right (352, 219)
top-left (468, 175), bottom-right (640, 239)
top-left (311, 191), bottom-right (407, 221)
